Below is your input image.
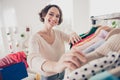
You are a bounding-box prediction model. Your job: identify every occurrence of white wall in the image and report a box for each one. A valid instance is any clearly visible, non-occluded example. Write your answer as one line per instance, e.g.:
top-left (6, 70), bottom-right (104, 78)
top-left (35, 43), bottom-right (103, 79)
top-left (0, 0), bottom-right (3, 27)
top-left (1, 0), bottom-right (119, 35)
top-left (90, 0), bottom-right (120, 16)
top-left (0, 0), bottom-right (52, 57)
top-left (72, 0), bottom-right (90, 34)
top-left (0, 0), bottom-right (5, 58)
top-left (1, 0), bottom-right (52, 33)
top-left (1, 0), bottom-right (91, 34)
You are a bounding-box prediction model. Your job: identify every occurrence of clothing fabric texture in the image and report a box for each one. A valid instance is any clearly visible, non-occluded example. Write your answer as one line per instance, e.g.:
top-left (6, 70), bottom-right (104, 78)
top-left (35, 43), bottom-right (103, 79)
top-left (83, 39), bottom-right (105, 54)
top-left (109, 66), bottom-right (120, 78)
top-left (70, 26), bottom-right (98, 48)
top-left (0, 51), bottom-right (28, 68)
top-left (72, 34), bottom-right (94, 47)
top-left (105, 28), bottom-right (120, 41)
top-left (66, 51), bottom-right (120, 80)
top-left (80, 26), bottom-right (98, 39)
top-left (73, 26), bottom-right (110, 48)
top-left (65, 33), bottom-right (120, 80)
top-left (85, 33), bottom-right (120, 61)
top-left (27, 29), bottom-right (69, 77)
top-left (74, 30), bottom-right (108, 52)
top-left (89, 71), bottom-right (120, 80)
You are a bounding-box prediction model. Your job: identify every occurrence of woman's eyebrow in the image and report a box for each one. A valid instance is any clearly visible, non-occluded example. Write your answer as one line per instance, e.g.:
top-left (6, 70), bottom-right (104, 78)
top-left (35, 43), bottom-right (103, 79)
top-left (49, 11), bottom-right (60, 15)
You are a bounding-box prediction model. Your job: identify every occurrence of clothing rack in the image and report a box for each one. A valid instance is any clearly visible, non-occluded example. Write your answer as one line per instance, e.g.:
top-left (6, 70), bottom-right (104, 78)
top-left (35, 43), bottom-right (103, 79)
top-left (90, 12), bottom-right (120, 26)
top-left (91, 12), bottom-right (120, 20)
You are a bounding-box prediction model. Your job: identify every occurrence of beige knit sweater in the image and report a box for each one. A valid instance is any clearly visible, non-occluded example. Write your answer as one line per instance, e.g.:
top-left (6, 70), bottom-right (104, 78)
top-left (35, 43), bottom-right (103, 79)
top-left (77, 32), bottom-right (120, 66)
top-left (86, 29), bottom-right (120, 61)
top-left (27, 29), bottom-right (69, 76)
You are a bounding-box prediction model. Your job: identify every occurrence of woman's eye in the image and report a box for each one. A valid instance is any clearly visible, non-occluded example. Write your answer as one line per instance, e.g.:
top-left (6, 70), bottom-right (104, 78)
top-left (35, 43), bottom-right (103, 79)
top-left (49, 13), bottom-right (60, 18)
top-left (49, 13), bottom-right (54, 16)
top-left (56, 15), bottom-right (60, 18)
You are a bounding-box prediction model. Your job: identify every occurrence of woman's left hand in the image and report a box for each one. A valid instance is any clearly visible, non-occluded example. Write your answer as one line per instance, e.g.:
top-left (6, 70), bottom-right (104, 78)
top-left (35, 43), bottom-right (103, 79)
top-left (69, 32), bottom-right (81, 44)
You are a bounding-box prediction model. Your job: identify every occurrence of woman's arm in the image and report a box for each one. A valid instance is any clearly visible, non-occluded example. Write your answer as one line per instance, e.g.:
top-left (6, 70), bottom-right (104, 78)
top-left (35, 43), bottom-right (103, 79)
top-left (42, 50), bottom-right (87, 74)
top-left (58, 29), bottom-right (81, 44)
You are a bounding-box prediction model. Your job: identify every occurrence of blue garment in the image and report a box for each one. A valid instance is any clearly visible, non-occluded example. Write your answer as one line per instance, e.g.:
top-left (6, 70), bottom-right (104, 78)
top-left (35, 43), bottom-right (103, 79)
top-left (89, 71), bottom-right (120, 80)
top-left (83, 39), bottom-right (105, 54)
top-left (0, 62), bottom-right (28, 80)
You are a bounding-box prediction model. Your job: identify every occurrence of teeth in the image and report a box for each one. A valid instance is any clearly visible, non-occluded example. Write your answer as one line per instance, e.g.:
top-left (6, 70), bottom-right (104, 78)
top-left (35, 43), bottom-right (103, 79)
top-left (51, 21), bottom-right (55, 24)
top-left (49, 19), bottom-right (56, 25)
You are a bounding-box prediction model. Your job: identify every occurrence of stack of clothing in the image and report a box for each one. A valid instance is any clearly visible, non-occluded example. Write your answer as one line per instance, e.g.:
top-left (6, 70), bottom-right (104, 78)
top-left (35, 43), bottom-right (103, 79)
top-left (0, 51), bottom-right (28, 80)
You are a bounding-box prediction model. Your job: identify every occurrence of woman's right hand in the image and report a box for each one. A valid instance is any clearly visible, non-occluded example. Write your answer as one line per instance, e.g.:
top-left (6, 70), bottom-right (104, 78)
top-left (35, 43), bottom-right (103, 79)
top-left (54, 49), bottom-right (87, 73)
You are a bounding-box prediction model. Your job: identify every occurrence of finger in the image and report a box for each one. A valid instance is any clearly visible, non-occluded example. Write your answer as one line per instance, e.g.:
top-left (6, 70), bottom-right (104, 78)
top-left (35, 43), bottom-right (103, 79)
top-left (73, 37), bottom-right (78, 43)
top-left (72, 51), bottom-right (87, 63)
top-left (72, 48), bottom-right (86, 57)
top-left (64, 55), bottom-right (81, 67)
top-left (70, 38), bottom-right (75, 44)
top-left (76, 52), bottom-right (87, 63)
top-left (64, 61), bottom-right (78, 70)
top-left (71, 40), bottom-right (75, 44)
top-left (75, 36), bottom-right (81, 42)
top-left (75, 37), bottom-right (80, 42)
top-left (77, 36), bottom-right (82, 41)
top-left (74, 34), bottom-right (81, 40)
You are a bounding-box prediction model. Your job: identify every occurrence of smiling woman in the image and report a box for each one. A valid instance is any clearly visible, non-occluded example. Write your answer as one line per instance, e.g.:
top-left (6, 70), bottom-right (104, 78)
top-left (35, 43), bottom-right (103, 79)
top-left (27, 4), bottom-right (82, 80)
top-left (49, 0), bottom-right (74, 33)
top-left (0, 0), bottom-right (120, 80)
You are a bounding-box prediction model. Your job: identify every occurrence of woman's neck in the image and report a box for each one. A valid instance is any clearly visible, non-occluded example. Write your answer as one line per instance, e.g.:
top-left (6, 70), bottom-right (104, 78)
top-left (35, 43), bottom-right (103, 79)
top-left (41, 26), bottom-right (53, 36)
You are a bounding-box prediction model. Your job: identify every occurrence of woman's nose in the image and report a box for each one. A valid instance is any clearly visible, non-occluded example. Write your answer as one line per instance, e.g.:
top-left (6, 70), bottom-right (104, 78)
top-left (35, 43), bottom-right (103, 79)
top-left (52, 16), bottom-right (57, 21)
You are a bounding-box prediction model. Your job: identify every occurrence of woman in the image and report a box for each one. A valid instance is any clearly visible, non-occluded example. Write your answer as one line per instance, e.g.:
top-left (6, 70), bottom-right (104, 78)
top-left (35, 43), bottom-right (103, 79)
top-left (27, 4), bottom-right (87, 80)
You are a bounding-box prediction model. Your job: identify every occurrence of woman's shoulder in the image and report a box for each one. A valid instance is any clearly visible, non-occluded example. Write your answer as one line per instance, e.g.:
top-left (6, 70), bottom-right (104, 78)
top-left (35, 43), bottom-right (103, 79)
top-left (53, 28), bottom-right (67, 35)
top-left (30, 32), bottom-right (42, 41)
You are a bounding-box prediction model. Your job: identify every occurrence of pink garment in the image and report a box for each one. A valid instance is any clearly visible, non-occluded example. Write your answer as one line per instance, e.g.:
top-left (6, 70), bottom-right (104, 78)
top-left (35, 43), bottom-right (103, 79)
top-left (0, 51), bottom-right (28, 68)
top-left (72, 34), bottom-right (94, 47)
top-left (74, 30), bottom-right (108, 51)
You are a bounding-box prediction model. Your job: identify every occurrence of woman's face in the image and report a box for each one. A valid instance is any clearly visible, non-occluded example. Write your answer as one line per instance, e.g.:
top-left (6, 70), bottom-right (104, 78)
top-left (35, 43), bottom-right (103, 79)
top-left (44, 7), bottom-right (60, 27)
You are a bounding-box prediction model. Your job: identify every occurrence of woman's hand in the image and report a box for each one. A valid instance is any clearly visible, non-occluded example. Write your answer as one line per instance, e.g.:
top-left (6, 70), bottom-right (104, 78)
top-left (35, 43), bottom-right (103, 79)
top-left (69, 32), bottom-right (81, 44)
top-left (55, 49), bottom-right (87, 73)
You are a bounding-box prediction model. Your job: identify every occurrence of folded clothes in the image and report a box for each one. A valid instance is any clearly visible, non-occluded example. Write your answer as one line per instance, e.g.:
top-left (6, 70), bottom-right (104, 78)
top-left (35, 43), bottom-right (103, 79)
top-left (0, 51), bottom-right (28, 68)
top-left (0, 62), bottom-right (28, 80)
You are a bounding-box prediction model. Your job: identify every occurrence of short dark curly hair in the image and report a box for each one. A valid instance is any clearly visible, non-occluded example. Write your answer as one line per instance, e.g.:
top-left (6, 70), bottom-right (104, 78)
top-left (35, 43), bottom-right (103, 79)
top-left (39, 4), bottom-right (63, 25)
